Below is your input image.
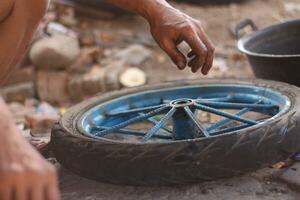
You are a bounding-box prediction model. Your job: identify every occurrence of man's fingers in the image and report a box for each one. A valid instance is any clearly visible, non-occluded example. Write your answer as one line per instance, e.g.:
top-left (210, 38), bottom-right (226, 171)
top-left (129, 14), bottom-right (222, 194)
top-left (202, 49), bottom-right (214, 75)
top-left (46, 185), bottom-right (60, 200)
top-left (197, 31), bottom-right (215, 75)
top-left (160, 39), bottom-right (186, 70)
top-left (45, 174), bottom-right (60, 200)
top-left (30, 183), bottom-right (44, 200)
top-left (187, 50), bottom-right (194, 58)
top-left (0, 188), bottom-right (12, 200)
top-left (183, 33), bottom-right (208, 73)
top-left (15, 181), bottom-right (27, 200)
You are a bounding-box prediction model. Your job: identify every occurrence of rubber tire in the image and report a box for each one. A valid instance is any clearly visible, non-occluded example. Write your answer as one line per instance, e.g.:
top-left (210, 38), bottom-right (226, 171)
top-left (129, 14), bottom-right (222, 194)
top-left (51, 79), bottom-right (300, 186)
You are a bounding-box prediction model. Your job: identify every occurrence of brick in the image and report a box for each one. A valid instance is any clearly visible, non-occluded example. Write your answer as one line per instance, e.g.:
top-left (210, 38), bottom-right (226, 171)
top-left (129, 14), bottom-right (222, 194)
top-left (1, 82), bottom-right (35, 102)
top-left (36, 70), bottom-right (70, 104)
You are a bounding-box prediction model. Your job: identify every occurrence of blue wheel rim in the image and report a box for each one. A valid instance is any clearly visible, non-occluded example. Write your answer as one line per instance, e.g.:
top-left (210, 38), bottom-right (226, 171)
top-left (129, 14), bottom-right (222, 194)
top-left (77, 84), bottom-right (290, 143)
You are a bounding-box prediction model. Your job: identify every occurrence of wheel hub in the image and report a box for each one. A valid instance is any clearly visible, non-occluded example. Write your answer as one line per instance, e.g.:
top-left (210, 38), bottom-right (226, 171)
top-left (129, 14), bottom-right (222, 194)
top-left (170, 98), bottom-right (194, 107)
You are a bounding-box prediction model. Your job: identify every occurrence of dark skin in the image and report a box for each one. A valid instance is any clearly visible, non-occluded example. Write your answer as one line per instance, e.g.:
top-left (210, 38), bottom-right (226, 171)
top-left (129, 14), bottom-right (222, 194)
top-left (0, 0), bottom-right (214, 200)
top-left (110, 0), bottom-right (215, 73)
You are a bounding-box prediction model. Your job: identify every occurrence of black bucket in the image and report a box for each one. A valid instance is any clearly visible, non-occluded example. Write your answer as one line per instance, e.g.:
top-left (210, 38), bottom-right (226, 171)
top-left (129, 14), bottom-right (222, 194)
top-left (236, 19), bottom-right (300, 87)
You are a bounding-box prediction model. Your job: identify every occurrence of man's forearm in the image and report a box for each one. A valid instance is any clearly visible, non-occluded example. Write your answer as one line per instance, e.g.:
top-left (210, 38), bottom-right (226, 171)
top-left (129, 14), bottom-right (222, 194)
top-left (108, 0), bottom-right (174, 21)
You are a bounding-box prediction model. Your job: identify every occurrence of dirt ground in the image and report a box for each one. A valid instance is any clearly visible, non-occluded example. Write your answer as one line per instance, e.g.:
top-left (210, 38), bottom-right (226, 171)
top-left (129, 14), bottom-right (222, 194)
top-left (55, 0), bottom-right (300, 199)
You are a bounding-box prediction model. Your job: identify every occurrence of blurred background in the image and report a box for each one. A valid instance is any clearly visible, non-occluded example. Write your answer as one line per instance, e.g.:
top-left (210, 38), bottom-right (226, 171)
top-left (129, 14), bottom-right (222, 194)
top-left (2, 0), bottom-right (300, 151)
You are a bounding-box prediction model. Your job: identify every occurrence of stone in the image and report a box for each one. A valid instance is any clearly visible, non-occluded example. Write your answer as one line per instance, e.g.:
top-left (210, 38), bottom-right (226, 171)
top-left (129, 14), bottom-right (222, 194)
top-left (3, 66), bottom-right (35, 86)
top-left (36, 70), bottom-right (70, 104)
top-left (113, 44), bottom-right (151, 66)
top-left (119, 67), bottom-right (147, 88)
top-left (29, 35), bottom-right (80, 70)
top-left (1, 82), bottom-right (35, 102)
top-left (277, 162), bottom-right (300, 190)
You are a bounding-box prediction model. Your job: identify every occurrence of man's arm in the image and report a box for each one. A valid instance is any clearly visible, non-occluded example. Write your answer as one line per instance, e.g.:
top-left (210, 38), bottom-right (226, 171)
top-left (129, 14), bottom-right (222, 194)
top-left (109, 0), bottom-right (214, 74)
top-left (0, 0), bottom-right (47, 84)
top-left (0, 1), bottom-right (59, 200)
top-left (0, 0), bottom-right (14, 23)
top-left (0, 98), bottom-right (59, 200)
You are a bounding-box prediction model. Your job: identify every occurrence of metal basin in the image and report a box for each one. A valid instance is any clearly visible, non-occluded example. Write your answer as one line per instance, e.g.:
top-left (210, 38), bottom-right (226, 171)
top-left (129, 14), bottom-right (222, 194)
top-left (236, 19), bottom-right (300, 87)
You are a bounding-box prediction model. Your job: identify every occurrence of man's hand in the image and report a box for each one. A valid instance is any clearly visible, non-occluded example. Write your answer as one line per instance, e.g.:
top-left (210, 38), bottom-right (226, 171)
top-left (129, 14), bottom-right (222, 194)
top-left (149, 7), bottom-right (215, 74)
top-left (109, 0), bottom-right (215, 74)
top-left (0, 146), bottom-right (59, 200)
top-left (0, 98), bottom-right (60, 200)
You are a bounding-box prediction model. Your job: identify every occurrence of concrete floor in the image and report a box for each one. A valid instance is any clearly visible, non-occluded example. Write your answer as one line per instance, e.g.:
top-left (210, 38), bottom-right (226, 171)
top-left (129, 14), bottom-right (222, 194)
top-left (58, 165), bottom-right (300, 200)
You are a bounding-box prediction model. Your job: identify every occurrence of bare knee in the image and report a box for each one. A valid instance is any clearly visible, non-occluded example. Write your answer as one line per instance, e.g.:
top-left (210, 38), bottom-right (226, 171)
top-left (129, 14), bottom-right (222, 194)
top-left (0, 0), bottom-right (15, 22)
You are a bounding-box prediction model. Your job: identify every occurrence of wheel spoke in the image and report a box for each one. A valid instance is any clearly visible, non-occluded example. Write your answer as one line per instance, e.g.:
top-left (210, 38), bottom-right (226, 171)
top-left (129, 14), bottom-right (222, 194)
top-left (184, 106), bottom-right (210, 137)
top-left (210, 124), bottom-right (252, 136)
top-left (207, 108), bottom-right (251, 131)
top-left (163, 100), bottom-right (171, 104)
top-left (143, 107), bottom-right (177, 141)
top-left (96, 106), bottom-right (170, 136)
top-left (106, 104), bottom-right (166, 116)
top-left (194, 103), bottom-right (257, 125)
top-left (146, 117), bottom-right (173, 134)
top-left (196, 100), bottom-right (278, 110)
top-left (92, 126), bottom-right (172, 139)
top-left (197, 95), bottom-right (233, 102)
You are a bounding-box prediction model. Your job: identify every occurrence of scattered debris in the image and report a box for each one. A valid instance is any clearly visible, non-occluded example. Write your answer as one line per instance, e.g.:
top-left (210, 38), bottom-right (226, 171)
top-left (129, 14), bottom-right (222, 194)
top-left (119, 67), bottom-right (147, 87)
top-left (293, 152), bottom-right (300, 161)
top-left (271, 162), bottom-right (287, 169)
